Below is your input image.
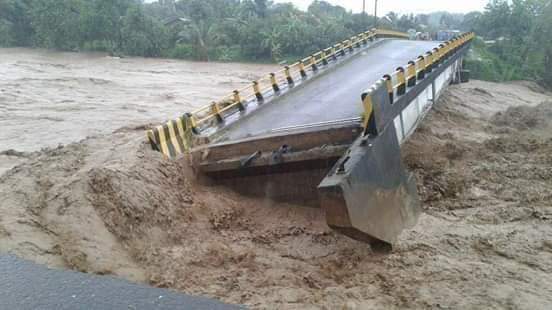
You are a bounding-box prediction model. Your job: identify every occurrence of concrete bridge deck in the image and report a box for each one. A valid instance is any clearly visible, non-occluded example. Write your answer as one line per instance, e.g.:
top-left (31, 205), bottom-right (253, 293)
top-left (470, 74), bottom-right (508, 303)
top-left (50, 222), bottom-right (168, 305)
top-left (217, 39), bottom-right (438, 142)
top-left (147, 31), bottom-right (475, 246)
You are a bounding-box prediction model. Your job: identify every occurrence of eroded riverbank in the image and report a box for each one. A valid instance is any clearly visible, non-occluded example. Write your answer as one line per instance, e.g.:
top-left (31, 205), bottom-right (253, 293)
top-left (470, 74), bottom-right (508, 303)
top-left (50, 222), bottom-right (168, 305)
top-left (1, 48), bottom-right (551, 309)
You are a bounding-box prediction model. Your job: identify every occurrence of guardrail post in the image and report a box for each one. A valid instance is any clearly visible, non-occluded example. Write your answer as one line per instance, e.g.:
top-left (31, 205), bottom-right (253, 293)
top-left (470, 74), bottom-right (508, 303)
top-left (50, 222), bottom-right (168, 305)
top-left (310, 55), bottom-right (318, 72)
top-left (332, 46), bottom-right (338, 60)
top-left (361, 90), bottom-right (376, 136)
top-left (299, 62), bottom-right (307, 78)
top-left (284, 66), bottom-right (294, 85)
top-left (432, 47), bottom-right (440, 69)
top-left (442, 42), bottom-right (450, 59)
top-left (210, 102), bottom-right (224, 123)
top-left (184, 112), bottom-right (199, 135)
top-left (407, 61), bottom-right (417, 87)
top-left (338, 43), bottom-right (345, 57)
top-left (352, 36), bottom-right (360, 48)
top-left (417, 56), bottom-right (426, 80)
top-left (233, 90), bottom-right (245, 111)
top-left (146, 130), bottom-right (159, 152)
top-left (396, 67), bottom-right (406, 96)
top-left (270, 73), bottom-right (280, 93)
top-left (253, 81), bottom-right (263, 102)
top-left (322, 50), bottom-right (329, 66)
top-left (438, 44), bottom-right (445, 61)
top-left (425, 51), bottom-right (433, 73)
top-left (383, 74), bottom-right (394, 103)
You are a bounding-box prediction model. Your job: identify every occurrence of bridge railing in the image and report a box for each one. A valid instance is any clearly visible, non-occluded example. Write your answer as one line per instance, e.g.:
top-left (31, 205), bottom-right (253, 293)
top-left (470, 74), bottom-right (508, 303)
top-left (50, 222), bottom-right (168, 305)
top-left (147, 28), bottom-right (409, 158)
top-left (361, 32), bottom-right (475, 136)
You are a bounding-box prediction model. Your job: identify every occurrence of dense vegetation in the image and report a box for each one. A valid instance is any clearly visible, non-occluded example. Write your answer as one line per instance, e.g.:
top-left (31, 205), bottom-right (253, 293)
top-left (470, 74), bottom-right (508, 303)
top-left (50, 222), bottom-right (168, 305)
top-left (0, 0), bottom-right (550, 87)
top-left (0, 0), bottom-right (465, 61)
top-left (464, 0), bottom-right (552, 87)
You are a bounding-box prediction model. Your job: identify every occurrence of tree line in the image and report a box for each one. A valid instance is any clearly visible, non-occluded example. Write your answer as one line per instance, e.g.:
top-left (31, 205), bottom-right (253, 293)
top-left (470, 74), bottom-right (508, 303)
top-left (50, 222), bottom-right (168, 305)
top-left (0, 0), bottom-right (550, 87)
top-left (463, 0), bottom-right (552, 87)
top-left (0, 0), bottom-right (365, 61)
top-left (0, 0), bottom-right (466, 61)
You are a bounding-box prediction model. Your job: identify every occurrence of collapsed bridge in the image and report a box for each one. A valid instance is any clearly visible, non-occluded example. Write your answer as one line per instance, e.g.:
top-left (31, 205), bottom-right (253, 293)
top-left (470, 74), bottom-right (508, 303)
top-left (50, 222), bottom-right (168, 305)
top-left (148, 29), bottom-right (475, 247)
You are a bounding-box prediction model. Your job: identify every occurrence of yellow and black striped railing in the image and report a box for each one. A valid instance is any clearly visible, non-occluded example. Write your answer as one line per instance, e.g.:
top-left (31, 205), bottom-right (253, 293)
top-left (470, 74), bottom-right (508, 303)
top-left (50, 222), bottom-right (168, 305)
top-left (147, 28), bottom-right (409, 158)
top-left (361, 32), bottom-right (475, 135)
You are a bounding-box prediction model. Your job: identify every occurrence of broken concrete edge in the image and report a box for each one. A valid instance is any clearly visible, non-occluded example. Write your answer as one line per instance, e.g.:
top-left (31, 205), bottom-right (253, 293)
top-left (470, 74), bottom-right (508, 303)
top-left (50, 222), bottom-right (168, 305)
top-left (318, 122), bottom-right (421, 246)
top-left (196, 125), bottom-right (362, 173)
top-left (200, 145), bottom-right (349, 174)
top-left (316, 41), bottom-right (473, 246)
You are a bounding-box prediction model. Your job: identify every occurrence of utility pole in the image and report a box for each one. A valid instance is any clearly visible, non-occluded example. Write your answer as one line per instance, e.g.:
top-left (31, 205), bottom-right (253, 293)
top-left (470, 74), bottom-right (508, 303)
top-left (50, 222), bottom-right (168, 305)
top-left (362, 0), bottom-right (367, 25)
top-left (374, 0), bottom-right (378, 29)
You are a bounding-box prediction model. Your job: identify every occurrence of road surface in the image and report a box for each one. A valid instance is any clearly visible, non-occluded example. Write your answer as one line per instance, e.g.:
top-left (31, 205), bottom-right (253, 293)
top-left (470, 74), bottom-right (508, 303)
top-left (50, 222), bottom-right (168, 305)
top-left (0, 255), bottom-right (241, 310)
top-left (218, 39), bottom-right (437, 141)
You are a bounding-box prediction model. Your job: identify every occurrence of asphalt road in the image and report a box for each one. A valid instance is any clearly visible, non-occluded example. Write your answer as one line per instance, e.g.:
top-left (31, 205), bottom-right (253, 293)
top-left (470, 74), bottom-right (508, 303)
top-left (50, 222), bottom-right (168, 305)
top-left (218, 39), bottom-right (437, 142)
top-left (0, 255), bottom-right (241, 310)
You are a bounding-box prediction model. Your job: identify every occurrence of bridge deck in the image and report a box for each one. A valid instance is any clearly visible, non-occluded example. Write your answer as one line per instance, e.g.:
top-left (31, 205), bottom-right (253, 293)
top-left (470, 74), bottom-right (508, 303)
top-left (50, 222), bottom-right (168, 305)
top-left (217, 39), bottom-right (438, 142)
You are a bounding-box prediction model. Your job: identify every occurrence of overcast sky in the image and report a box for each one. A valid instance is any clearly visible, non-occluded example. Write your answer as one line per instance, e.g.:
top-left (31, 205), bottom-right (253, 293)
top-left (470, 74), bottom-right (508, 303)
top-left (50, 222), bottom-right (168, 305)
top-left (274, 0), bottom-right (489, 14)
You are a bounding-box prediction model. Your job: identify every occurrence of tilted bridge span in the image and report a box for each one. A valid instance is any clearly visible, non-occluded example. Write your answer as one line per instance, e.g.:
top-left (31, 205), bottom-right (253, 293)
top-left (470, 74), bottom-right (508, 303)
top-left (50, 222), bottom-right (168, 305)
top-left (147, 29), bottom-right (475, 247)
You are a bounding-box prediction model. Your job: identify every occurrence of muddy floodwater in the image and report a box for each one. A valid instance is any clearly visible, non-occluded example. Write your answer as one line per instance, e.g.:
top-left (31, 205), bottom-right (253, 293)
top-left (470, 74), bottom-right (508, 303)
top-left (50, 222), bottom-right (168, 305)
top-left (0, 48), bottom-right (278, 153)
top-left (1, 47), bottom-right (552, 309)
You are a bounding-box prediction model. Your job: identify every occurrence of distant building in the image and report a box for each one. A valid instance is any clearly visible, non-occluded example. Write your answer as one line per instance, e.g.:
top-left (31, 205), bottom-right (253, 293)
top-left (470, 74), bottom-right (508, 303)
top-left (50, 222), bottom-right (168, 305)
top-left (437, 30), bottom-right (461, 41)
top-left (407, 29), bottom-right (431, 41)
top-left (407, 29), bottom-right (417, 40)
top-left (418, 32), bottom-right (431, 41)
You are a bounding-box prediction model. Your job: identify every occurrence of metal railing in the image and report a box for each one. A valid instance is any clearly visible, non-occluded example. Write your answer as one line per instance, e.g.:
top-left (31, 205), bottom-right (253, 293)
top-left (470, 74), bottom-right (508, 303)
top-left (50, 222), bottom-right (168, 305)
top-left (187, 28), bottom-right (408, 133)
top-left (361, 32), bottom-right (475, 133)
top-left (147, 28), bottom-right (410, 158)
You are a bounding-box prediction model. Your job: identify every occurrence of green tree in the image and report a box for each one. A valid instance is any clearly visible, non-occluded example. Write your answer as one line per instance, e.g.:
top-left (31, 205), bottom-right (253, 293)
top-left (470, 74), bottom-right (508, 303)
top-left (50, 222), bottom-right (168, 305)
top-left (120, 5), bottom-right (168, 57)
top-left (535, 0), bottom-right (552, 86)
top-left (0, 19), bottom-right (13, 46)
top-left (0, 0), bottom-right (34, 46)
top-left (30, 0), bottom-right (83, 50)
top-left (80, 0), bottom-right (136, 51)
top-left (460, 11), bottom-right (482, 32)
top-left (1, 0), bottom-right (546, 90)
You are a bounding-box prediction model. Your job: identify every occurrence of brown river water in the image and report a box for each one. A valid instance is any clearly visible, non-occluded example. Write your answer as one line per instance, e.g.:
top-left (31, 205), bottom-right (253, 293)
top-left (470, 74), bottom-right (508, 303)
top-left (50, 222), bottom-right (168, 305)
top-left (0, 47), bottom-right (277, 152)
top-left (1, 47), bottom-right (552, 309)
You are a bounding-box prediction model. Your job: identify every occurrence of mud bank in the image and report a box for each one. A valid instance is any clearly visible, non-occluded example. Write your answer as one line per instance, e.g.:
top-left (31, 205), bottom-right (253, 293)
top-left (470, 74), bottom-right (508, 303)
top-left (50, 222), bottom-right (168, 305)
top-left (1, 80), bottom-right (552, 309)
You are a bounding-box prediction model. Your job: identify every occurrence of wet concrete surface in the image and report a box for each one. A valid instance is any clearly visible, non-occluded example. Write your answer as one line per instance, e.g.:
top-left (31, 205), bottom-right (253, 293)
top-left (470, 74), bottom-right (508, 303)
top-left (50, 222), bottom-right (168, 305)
top-left (218, 39), bottom-right (437, 142)
top-left (0, 254), bottom-right (241, 310)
